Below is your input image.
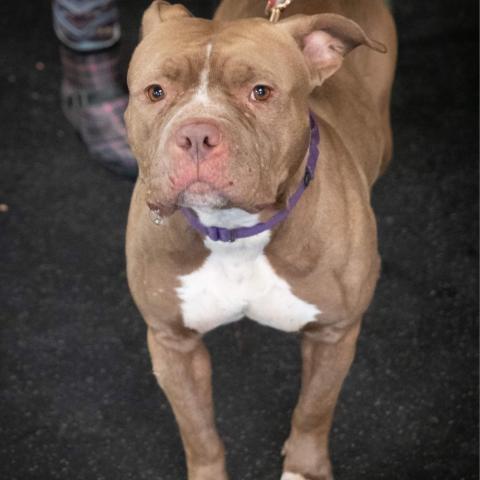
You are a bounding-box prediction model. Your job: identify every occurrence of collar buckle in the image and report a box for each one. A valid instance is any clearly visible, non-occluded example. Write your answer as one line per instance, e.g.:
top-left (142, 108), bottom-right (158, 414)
top-left (303, 168), bottom-right (313, 187)
top-left (207, 226), bottom-right (236, 242)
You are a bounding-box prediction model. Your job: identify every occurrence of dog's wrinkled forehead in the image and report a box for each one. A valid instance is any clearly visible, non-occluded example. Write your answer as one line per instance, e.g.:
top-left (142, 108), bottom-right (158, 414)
top-left (128, 16), bottom-right (308, 94)
top-left (128, 19), bottom-right (210, 87)
top-left (129, 1), bottom-right (387, 95)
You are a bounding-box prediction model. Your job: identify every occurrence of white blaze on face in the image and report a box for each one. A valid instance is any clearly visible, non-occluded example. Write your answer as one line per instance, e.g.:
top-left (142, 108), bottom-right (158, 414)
top-left (159, 42), bottom-right (218, 150)
top-left (176, 208), bottom-right (321, 335)
top-left (195, 42), bottom-right (213, 105)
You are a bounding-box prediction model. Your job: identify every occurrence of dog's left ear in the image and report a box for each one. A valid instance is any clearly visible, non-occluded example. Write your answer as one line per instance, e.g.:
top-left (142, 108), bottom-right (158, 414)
top-left (278, 13), bottom-right (387, 86)
top-left (142, 1), bottom-right (192, 38)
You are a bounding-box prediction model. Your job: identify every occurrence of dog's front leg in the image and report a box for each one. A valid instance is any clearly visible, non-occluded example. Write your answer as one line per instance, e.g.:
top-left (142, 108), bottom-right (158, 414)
top-left (147, 326), bottom-right (228, 480)
top-left (282, 322), bottom-right (361, 480)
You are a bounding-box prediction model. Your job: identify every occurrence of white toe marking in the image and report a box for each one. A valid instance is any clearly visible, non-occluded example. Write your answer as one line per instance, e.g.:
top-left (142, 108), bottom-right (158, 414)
top-left (281, 473), bottom-right (306, 480)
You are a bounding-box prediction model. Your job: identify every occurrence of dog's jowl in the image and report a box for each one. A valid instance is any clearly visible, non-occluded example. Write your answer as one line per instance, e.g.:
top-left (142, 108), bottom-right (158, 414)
top-left (125, 1), bottom-right (397, 478)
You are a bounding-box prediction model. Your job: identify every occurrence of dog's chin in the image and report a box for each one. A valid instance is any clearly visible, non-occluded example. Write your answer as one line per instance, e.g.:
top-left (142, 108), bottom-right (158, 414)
top-left (175, 182), bottom-right (279, 214)
top-left (177, 182), bottom-right (229, 210)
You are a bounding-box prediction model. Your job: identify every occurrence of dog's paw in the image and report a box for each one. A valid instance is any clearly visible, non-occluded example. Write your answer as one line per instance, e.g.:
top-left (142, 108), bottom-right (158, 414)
top-left (281, 473), bottom-right (306, 480)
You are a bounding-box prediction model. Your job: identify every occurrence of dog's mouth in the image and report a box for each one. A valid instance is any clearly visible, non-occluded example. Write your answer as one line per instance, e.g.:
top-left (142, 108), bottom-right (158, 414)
top-left (177, 181), bottom-right (230, 210)
top-left (146, 180), bottom-right (279, 218)
top-left (146, 181), bottom-right (230, 217)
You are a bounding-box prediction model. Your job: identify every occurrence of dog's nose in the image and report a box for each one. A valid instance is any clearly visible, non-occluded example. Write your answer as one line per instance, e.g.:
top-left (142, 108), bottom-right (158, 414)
top-left (175, 122), bottom-right (222, 162)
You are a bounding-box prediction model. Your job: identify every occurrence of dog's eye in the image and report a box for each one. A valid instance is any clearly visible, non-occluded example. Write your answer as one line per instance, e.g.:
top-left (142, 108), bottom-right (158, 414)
top-left (146, 84), bottom-right (166, 102)
top-left (251, 85), bottom-right (272, 102)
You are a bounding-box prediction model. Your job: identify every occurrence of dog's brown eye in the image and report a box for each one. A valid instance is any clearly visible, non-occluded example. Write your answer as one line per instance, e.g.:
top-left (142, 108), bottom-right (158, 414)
top-left (251, 85), bottom-right (272, 101)
top-left (146, 84), bottom-right (165, 102)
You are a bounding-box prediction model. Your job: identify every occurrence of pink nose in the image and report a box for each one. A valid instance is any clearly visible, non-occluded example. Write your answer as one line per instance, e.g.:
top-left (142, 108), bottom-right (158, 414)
top-left (175, 122), bottom-right (222, 162)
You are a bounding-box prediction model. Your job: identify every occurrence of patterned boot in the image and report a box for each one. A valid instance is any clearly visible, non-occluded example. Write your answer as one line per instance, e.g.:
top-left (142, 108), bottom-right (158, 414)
top-left (53, 0), bottom-right (137, 178)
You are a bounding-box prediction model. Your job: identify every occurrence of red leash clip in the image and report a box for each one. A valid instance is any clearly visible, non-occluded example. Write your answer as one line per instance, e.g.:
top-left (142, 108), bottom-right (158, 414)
top-left (265, 0), bottom-right (293, 23)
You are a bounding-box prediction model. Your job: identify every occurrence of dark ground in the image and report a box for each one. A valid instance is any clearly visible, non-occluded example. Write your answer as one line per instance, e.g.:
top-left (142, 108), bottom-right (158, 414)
top-left (0, 1), bottom-right (478, 479)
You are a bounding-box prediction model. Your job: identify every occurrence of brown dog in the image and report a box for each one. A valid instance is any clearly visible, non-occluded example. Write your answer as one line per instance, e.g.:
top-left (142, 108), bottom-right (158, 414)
top-left (124, 1), bottom-right (396, 478)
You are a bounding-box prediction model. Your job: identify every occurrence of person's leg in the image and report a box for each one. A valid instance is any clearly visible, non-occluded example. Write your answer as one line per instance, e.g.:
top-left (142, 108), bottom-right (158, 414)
top-left (52, 0), bottom-right (121, 52)
top-left (52, 0), bottom-right (137, 178)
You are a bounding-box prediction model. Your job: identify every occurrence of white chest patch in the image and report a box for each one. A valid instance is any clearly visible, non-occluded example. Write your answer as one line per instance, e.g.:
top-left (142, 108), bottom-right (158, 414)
top-left (176, 208), bottom-right (320, 334)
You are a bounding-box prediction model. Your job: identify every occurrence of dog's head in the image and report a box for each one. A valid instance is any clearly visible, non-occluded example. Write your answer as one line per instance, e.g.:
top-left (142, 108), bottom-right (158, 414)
top-left (125, 1), bottom-right (385, 217)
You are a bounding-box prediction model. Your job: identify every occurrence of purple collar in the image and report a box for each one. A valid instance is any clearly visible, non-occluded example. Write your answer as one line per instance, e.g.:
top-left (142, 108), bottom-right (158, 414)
top-left (181, 113), bottom-right (320, 242)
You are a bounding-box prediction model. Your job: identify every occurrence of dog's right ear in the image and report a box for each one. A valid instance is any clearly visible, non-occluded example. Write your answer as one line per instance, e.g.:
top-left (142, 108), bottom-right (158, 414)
top-left (141, 1), bottom-right (192, 38)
